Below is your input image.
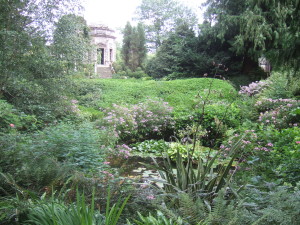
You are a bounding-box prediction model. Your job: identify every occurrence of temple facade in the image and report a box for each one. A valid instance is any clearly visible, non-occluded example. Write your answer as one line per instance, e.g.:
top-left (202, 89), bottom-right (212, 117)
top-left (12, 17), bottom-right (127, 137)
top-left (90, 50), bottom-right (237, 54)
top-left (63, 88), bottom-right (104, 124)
top-left (89, 24), bottom-right (116, 76)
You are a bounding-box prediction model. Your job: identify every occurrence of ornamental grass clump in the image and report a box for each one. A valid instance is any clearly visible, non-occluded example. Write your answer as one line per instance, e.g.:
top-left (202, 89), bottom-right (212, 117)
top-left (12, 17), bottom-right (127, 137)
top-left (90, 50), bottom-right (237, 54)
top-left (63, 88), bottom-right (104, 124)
top-left (103, 98), bottom-right (174, 141)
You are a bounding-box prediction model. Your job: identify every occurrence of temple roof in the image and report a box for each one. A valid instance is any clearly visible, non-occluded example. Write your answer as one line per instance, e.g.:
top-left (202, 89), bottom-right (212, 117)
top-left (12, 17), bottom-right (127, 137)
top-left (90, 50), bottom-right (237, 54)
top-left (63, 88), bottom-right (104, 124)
top-left (88, 23), bottom-right (115, 32)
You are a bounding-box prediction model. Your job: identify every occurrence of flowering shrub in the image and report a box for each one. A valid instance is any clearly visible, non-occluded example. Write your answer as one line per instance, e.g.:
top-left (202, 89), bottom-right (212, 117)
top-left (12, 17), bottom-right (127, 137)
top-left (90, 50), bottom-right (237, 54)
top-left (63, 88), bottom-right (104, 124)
top-left (239, 80), bottom-right (270, 96)
top-left (256, 99), bottom-right (300, 128)
top-left (221, 126), bottom-right (300, 184)
top-left (106, 144), bottom-right (132, 167)
top-left (255, 98), bottom-right (299, 112)
top-left (220, 130), bottom-right (274, 159)
top-left (103, 98), bottom-right (174, 141)
top-left (59, 97), bottom-right (80, 115)
top-left (115, 144), bottom-right (131, 159)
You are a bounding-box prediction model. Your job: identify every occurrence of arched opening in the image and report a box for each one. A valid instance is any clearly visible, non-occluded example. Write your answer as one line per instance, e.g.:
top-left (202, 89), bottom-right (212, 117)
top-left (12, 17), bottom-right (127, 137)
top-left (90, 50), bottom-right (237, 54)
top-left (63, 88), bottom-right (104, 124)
top-left (97, 48), bottom-right (104, 65)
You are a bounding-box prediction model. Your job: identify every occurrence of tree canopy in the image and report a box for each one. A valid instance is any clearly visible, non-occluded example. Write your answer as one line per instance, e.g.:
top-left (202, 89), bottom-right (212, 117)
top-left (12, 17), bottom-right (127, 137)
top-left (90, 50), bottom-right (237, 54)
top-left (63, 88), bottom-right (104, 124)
top-left (146, 0), bottom-right (300, 80)
top-left (53, 14), bottom-right (91, 72)
top-left (204, 0), bottom-right (300, 72)
top-left (0, 0), bottom-right (84, 120)
top-left (121, 22), bottom-right (147, 72)
top-left (135, 0), bottom-right (198, 50)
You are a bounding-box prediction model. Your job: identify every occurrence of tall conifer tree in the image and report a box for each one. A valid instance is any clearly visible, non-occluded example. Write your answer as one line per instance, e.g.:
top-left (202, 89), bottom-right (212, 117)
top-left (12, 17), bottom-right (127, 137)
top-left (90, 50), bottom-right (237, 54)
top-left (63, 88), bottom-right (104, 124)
top-left (137, 23), bottom-right (147, 68)
top-left (121, 22), bottom-right (133, 67)
top-left (121, 22), bottom-right (147, 71)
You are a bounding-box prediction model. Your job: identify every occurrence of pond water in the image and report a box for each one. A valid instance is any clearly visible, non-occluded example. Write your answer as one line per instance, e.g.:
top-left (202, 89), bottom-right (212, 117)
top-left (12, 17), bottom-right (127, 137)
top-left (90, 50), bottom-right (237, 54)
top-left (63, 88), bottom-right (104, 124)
top-left (110, 155), bottom-right (165, 188)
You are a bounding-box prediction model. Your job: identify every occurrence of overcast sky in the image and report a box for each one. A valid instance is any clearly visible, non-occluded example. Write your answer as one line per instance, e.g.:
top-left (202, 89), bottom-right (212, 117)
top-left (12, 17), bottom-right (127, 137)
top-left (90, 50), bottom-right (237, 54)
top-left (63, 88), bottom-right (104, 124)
top-left (83, 0), bottom-right (206, 40)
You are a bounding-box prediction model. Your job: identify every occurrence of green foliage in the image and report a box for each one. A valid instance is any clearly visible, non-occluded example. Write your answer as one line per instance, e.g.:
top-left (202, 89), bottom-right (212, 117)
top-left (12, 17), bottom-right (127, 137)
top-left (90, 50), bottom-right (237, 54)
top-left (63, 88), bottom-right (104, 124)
top-left (102, 98), bottom-right (174, 142)
top-left (259, 72), bottom-right (293, 99)
top-left (170, 190), bottom-right (243, 225)
top-left (104, 189), bottom-right (130, 225)
top-left (73, 78), bottom-right (236, 113)
top-left (128, 211), bottom-right (183, 225)
top-left (242, 0), bottom-right (299, 71)
top-left (29, 122), bottom-right (108, 171)
top-left (156, 185), bottom-right (300, 225)
top-left (0, 0), bottom-right (82, 121)
top-left (131, 140), bottom-right (213, 161)
top-left (167, 143), bottom-right (213, 161)
top-left (256, 98), bottom-right (300, 129)
top-left (53, 14), bottom-right (91, 73)
top-left (151, 136), bottom-right (243, 197)
top-left (129, 68), bottom-right (149, 79)
top-left (239, 185), bottom-right (300, 225)
top-left (131, 140), bottom-right (169, 155)
top-left (145, 23), bottom-right (199, 78)
top-left (0, 121), bottom-right (114, 192)
top-left (136, 0), bottom-right (198, 50)
top-left (26, 189), bottom-right (129, 225)
top-left (271, 127), bottom-right (300, 184)
top-left (177, 193), bottom-right (207, 224)
top-left (0, 100), bottom-right (38, 132)
top-left (78, 106), bottom-right (104, 121)
top-left (0, 143), bottom-right (64, 192)
top-left (26, 192), bottom-right (103, 225)
top-left (204, 0), bottom-right (300, 72)
top-left (199, 103), bottom-right (242, 146)
top-left (145, 21), bottom-right (244, 79)
top-left (122, 22), bottom-right (133, 68)
top-left (121, 22), bottom-right (147, 72)
top-left (114, 67), bottom-right (149, 79)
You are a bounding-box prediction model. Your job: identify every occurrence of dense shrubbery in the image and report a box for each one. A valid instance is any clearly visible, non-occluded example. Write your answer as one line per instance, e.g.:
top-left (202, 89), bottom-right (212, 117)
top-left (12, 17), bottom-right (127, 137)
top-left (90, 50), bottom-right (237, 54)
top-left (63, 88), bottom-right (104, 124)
top-left (0, 100), bottom-right (38, 132)
top-left (1, 0), bottom-right (299, 221)
top-left (102, 98), bottom-right (174, 142)
top-left (1, 73), bottom-right (300, 224)
top-left (256, 99), bottom-right (300, 128)
top-left (0, 122), bottom-right (113, 192)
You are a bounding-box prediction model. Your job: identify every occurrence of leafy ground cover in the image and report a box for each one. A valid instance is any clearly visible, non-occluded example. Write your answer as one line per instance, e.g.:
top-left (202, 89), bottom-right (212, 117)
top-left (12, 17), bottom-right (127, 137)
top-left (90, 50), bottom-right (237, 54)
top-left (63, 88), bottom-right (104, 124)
top-left (73, 78), bottom-right (237, 112)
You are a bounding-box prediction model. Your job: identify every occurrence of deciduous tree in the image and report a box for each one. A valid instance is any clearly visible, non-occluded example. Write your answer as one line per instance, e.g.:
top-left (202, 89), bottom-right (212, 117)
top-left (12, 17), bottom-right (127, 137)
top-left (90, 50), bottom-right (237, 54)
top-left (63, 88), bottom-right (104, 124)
top-left (53, 14), bottom-right (91, 72)
top-left (0, 0), bottom-right (83, 120)
top-left (135, 0), bottom-right (198, 50)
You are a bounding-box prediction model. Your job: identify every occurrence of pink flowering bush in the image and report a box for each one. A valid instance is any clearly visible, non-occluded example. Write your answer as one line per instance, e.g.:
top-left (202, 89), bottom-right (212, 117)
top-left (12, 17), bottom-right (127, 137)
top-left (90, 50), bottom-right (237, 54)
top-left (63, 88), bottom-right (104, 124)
top-left (102, 98), bottom-right (175, 141)
top-left (221, 126), bottom-right (300, 184)
top-left (115, 144), bottom-right (131, 159)
top-left (256, 98), bottom-right (300, 128)
top-left (239, 80), bottom-right (270, 96)
top-left (219, 130), bottom-right (274, 159)
top-left (255, 98), bottom-right (299, 112)
top-left (106, 144), bottom-right (132, 167)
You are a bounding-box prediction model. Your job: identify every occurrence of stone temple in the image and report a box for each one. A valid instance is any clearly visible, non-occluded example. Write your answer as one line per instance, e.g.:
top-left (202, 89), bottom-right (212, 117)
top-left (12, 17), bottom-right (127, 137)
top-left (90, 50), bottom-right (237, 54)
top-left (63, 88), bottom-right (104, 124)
top-left (89, 23), bottom-right (116, 78)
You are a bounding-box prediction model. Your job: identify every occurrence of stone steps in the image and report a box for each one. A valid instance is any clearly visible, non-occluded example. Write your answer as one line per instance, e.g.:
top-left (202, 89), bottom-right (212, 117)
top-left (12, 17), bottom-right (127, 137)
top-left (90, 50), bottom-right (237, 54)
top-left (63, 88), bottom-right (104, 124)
top-left (97, 66), bottom-right (113, 78)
